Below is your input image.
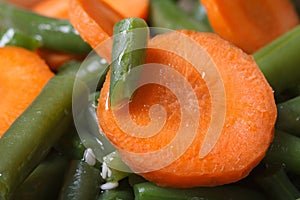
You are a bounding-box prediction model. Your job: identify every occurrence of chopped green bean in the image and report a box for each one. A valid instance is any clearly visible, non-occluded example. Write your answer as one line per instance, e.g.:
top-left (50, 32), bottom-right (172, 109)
top-left (0, 1), bottom-right (91, 54)
top-left (253, 25), bottom-right (300, 102)
top-left (264, 130), bottom-right (300, 175)
top-left (276, 95), bottom-right (300, 136)
top-left (58, 160), bottom-right (101, 200)
top-left (134, 182), bottom-right (266, 200)
top-left (149, 0), bottom-right (212, 32)
top-left (109, 17), bottom-right (149, 107)
top-left (254, 165), bottom-right (300, 200)
top-left (14, 151), bottom-right (69, 200)
top-left (0, 28), bottom-right (41, 50)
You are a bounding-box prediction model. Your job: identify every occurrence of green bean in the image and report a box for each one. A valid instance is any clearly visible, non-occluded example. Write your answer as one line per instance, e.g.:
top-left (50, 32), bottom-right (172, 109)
top-left (109, 17), bottom-right (149, 107)
top-left (13, 151), bottom-right (69, 200)
top-left (0, 75), bottom-right (88, 200)
top-left (0, 1), bottom-right (91, 54)
top-left (58, 160), bottom-right (101, 200)
top-left (55, 124), bottom-right (86, 160)
top-left (253, 25), bottom-right (300, 102)
top-left (149, 0), bottom-right (212, 32)
top-left (133, 182), bottom-right (266, 200)
top-left (253, 165), bottom-right (300, 200)
top-left (276, 95), bottom-right (300, 136)
top-left (0, 28), bottom-right (41, 50)
top-left (264, 130), bottom-right (300, 175)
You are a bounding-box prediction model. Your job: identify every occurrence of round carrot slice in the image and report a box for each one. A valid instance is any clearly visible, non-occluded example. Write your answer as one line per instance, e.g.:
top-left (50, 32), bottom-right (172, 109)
top-left (0, 46), bottom-right (54, 137)
top-left (97, 30), bottom-right (277, 187)
top-left (201, 0), bottom-right (299, 53)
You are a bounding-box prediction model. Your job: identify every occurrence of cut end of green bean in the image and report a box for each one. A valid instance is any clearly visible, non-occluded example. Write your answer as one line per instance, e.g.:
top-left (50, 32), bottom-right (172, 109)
top-left (109, 18), bottom-right (149, 108)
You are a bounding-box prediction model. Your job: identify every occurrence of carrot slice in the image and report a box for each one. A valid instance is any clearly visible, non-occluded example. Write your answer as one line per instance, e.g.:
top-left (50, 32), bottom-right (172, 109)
top-left (0, 46), bottom-right (54, 137)
top-left (31, 0), bottom-right (69, 19)
top-left (97, 30), bottom-right (277, 187)
top-left (201, 0), bottom-right (299, 53)
top-left (101, 0), bottom-right (149, 20)
top-left (69, 0), bottom-right (149, 61)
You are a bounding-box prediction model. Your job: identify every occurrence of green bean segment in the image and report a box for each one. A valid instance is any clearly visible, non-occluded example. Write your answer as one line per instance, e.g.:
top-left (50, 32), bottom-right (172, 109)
top-left (0, 28), bottom-right (41, 50)
top-left (14, 152), bottom-right (69, 200)
top-left (276, 95), bottom-right (300, 136)
top-left (265, 130), bottom-right (300, 175)
top-left (58, 160), bottom-right (101, 200)
top-left (253, 25), bottom-right (300, 102)
top-left (149, 0), bottom-right (212, 32)
top-left (0, 75), bottom-right (87, 200)
top-left (0, 1), bottom-right (91, 54)
top-left (109, 17), bottom-right (149, 107)
top-left (134, 182), bottom-right (266, 200)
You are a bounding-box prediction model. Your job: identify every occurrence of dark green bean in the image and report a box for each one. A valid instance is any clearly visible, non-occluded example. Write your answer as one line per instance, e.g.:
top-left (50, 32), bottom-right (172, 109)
top-left (264, 130), bottom-right (300, 175)
top-left (0, 1), bottom-right (91, 54)
top-left (58, 160), bottom-right (101, 200)
top-left (0, 28), bottom-right (41, 50)
top-left (109, 17), bottom-right (149, 107)
top-left (253, 165), bottom-right (300, 200)
top-left (0, 75), bottom-right (88, 200)
top-left (133, 182), bottom-right (266, 200)
top-left (276, 95), bottom-right (300, 136)
top-left (149, 0), bottom-right (212, 33)
top-left (13, 151), bottom-right (69, 200)
top-left (253, 25), bottom-right (300, 102)
top-left (55, 123), bottom-right (86, 160)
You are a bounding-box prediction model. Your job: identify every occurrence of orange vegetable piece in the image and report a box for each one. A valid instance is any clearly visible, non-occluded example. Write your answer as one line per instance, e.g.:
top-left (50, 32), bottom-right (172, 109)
top-left (69, 0), bottom-right (149, 60)
top-left (200, 0), bottom-right (299, 53)
top-left (97, 30), bottom-right (277, 187)
top-left (0, 46), bottom-right (54, 137)
top-left (31, 0), bottom-right (69, 19)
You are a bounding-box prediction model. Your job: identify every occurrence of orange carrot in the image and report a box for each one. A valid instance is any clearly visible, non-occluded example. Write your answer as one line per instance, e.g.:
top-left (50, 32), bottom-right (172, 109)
top-left (31, 0), bottom-right (69, 19)
top-left (69, 0), bottom-right (149, 60)
top-left (101, 0), bottom-right (149, 20)
top-left (0, 46), bottom-right (54, 137)
top-left (200, 0), bottom-right (299, 53)
top-left (97, 30), bottom-right (277, 187)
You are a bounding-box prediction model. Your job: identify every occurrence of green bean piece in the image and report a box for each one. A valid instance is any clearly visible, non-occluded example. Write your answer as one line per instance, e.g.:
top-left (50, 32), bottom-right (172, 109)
top-left (133, 182), bottom-right (266, 200)
top-left (55, 124), bottom-right (86, 160)
top-left (58, 160), bottom-right (101, 200)
top-left (0, 1), bottom-right (91, 54)
top-left (149, 0), bottom-right (212, 32)
top-left (98, 179), bottom-right (134, 200)
top-left (109, 17), bottom-right (149, 107)
top-left (13, 151), bottom-right (69, 200)
top-left (253, 25), bottom-right (300, 102)
top-left (254, 165), bottom-right (300, 200)
top-left (0, 75), bottom-right (88, 200)
top-left (264, 130), bottom-right (300, 175)
top-left (276, 95), bottom-right (300, 136)
top-left (0, 28), bottom-right (41, 50)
